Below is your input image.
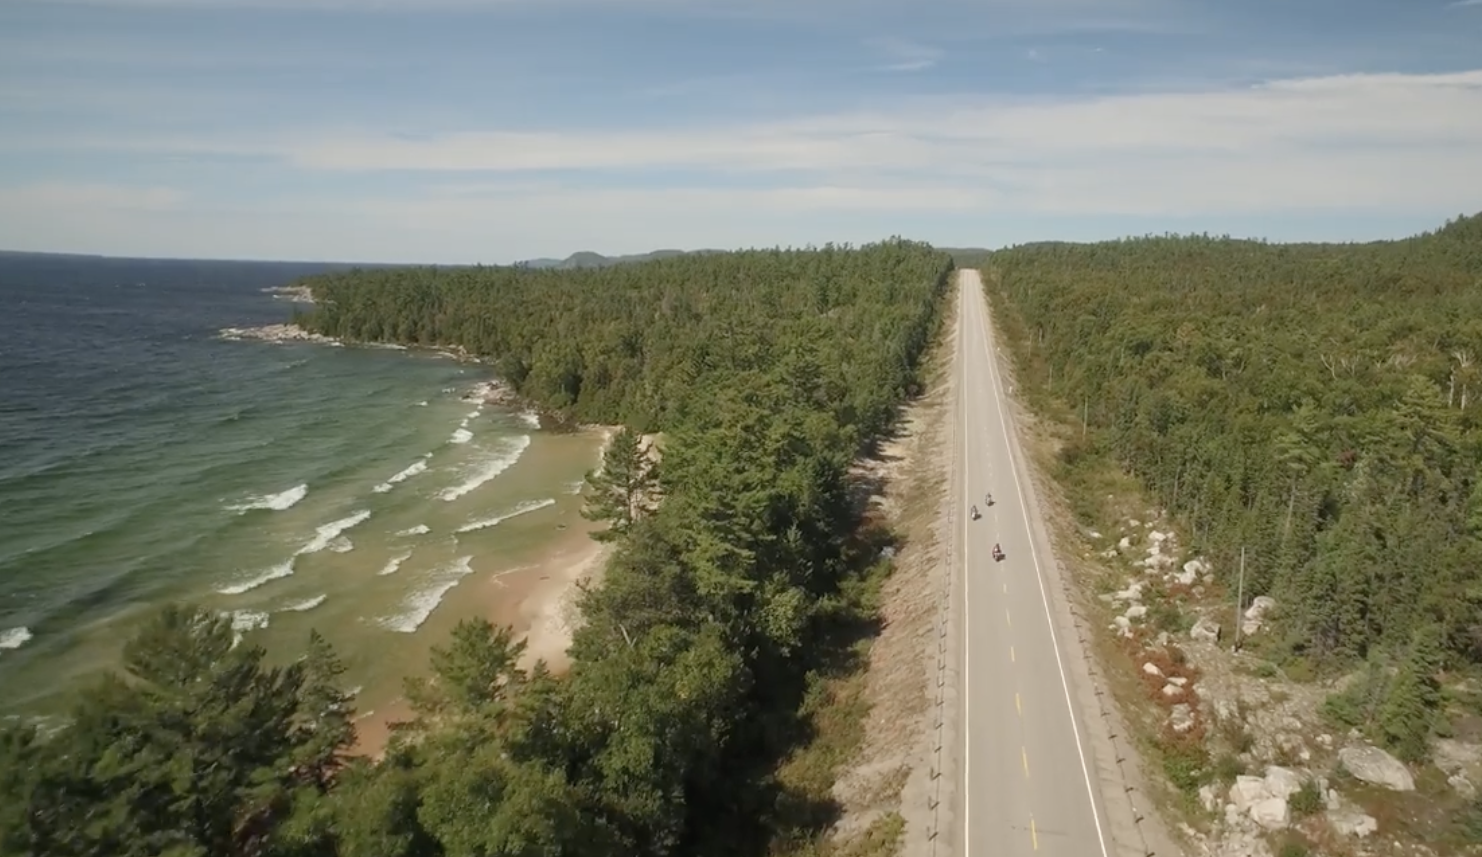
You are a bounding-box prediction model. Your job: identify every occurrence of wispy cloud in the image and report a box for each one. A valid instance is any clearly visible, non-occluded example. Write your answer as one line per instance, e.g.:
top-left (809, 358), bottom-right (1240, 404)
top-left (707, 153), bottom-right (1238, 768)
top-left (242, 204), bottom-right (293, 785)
top-left (866, 37), bottom-right (944, 72)
top-left (1449, 0), bottom-right (1482, 8)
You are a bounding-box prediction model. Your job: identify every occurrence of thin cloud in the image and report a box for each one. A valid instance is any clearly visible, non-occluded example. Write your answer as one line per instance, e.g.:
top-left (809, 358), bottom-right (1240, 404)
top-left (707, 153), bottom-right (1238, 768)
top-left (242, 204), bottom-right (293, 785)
top-left (1449, 0), bottom-right (1482, 7)
top-left (866, 37), bottom-right (945, 72)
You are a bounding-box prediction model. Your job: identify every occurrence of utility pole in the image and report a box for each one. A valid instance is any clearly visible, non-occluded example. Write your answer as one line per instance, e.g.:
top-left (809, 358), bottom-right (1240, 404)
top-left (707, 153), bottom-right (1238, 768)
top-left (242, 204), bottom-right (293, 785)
top-left (1082, 397), bottom-right (1089, 439)
top-left (1233, 546), bottom-right (1245, 652)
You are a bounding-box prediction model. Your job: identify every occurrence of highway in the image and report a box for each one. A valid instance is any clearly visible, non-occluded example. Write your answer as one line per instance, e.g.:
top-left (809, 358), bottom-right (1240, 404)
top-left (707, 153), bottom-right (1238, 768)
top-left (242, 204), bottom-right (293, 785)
top-left (951, 270), bottom-right (1114, 857)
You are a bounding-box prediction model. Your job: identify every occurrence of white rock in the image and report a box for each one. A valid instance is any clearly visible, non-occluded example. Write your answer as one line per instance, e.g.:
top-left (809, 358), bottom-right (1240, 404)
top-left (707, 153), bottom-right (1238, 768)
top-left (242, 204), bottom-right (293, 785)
top-left (1263, 766), bottom-right (1303, 800)
top-left (1190, 616), bottom-right (1221, 643)
top-left (1088, 530), bottom-right (1102, 540)
top-left (1316, 733), bottom-right (1333, 749)
top-left (1325, 788), bottom-right (1340, 811)
top-left (1198, 784), bottom-right (1218, 812)
top-left (1229, 775), bottom-right (1270, 811)
top-left (1113, 616), bottom-right (1131, 633)
top-left (1168, 676), bottom-right (1188, 687)
top-left (1100, 548), bottom-right (1119, 558)
top-left (1149, 530), bottom-right (1167, 542)
top-left (1143, 662), bottom-right (1163, 677)
top-left (1170, 703), bottom-right (1196, 734)
top-left (1174, 565), bottom-right (1198, 586)
top-left (1338, 744), bottom-right (1416, 792)
top-left (1328, 809), bottom-right (1378, 838)
top-left (1243, 595), bottom-right (1277, 621)
top-left (1125, 604), bottom-right (1148, 620)
top-left (1128, 519), bottom-right (1141, 527)
top-left (1450, 774), bottom-right (1477, 799)
top-left (1162, 683), bottom-right (1184, 698)
top-left (1118, 536), bottom-right (1132, 550)
top-left (1249, 796), bottom-right (1290, 830)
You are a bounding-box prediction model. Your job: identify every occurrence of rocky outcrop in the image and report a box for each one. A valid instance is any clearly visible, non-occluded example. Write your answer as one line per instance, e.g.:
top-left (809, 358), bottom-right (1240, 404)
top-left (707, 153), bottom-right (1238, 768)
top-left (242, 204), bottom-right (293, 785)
top-left (1338, 744), bottom-right (1415, 791)
top-left (262, 285), bottom-right (315, 304)
top-left (462, 379), bottom-right (519, 407)
top-left (219, 323), bottom-right (340, 345)
top-left (1241, 596), bottom-right (1277, 637)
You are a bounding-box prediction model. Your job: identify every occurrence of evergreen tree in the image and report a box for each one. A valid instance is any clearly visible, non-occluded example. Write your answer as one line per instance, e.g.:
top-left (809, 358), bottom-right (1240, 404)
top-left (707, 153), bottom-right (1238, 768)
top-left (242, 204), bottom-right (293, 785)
top-left (1377, 624), bottom-right (1446, 762)
top-left (582, 428), bottom-right (658, 541)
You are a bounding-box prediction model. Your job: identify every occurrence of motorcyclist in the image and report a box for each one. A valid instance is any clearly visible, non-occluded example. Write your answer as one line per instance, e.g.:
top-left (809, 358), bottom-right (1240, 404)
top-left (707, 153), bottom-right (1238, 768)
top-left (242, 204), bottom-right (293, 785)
top-left (985, 492), bottom-right (993, 506)
top-left (970, 505), bottom-right (979, 519)
top-left (993, 542), bottom-right (1003, 558)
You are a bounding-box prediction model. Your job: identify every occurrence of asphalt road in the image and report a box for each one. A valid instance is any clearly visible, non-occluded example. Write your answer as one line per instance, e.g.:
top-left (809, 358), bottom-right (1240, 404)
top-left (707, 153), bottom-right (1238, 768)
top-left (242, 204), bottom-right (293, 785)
top-left (952, 270), bottom-right (1113, 857)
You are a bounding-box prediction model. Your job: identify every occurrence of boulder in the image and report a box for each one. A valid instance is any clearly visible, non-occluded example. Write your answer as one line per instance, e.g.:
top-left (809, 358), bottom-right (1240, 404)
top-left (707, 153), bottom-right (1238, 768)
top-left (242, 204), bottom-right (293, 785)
top-left (1170, 703), bottom-right (1196, 734)
top-left (1262, 765), bottom-right (1303, 800)
top-left (1198, 784), bottom-right (1219, 812)
top-left (1328, 809), bottom-right (1378, 838)
top-left (1118, 536), bottom-right (1133, 551)
top-left (1338, 744), bottom-right (1415, 791)
top-left (1249, 796), bottom-right (1290, 831)
top-left (1450, 774), bottom-right (1477, 799)
top-left (1241, 595), bottom-right (1278, 636)
top-left (1190, 616), bottom-right (1221, 643)
top-left (1162, 683), bottom-right (1183, 698)
top-left (1229, 775), bottom-right (1270, 811)
top-left (1143, 662), bottom-right (1163, 677)
top-left (1125, 604), bottom-right (1148, 620)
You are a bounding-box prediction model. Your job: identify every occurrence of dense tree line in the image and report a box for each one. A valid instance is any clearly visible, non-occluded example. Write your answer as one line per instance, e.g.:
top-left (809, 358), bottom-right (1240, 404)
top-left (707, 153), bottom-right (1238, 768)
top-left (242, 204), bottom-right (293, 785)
top-left (986, 213), bottom-right (1482, 759)
top-left (0, 240), bottom-right (953, 856)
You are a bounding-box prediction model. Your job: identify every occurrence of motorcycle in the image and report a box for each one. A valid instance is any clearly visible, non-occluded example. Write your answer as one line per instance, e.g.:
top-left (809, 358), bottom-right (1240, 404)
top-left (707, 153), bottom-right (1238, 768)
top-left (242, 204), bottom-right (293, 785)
top-left (992, 543), bottom-right (1005, 562)
top-left (970, 505), bottom-right (981, 521)
top-left (984, 492), bottom-right (995, 507)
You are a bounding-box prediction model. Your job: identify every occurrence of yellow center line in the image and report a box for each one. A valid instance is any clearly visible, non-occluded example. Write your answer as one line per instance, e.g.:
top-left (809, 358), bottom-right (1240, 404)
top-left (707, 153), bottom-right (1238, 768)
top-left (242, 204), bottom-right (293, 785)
top-left (1016, 692), bottom-right (1022, 715)
top-left (1005, 609), bottom-right (1012, 626)
top-left (1010, 645), bottom-right (1016, 663)
top-left (1031, 817), bottom-right (1039, 850)
top-left (1002, 582), bottom-right (1007, 593)
top-left (1022, 747), bottom-right (1030, 777)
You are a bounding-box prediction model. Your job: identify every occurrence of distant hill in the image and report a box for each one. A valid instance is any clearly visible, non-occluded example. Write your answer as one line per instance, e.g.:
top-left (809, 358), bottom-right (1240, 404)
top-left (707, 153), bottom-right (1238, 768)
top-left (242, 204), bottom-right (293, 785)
top-left (517, 249), bottom-right (713, 270)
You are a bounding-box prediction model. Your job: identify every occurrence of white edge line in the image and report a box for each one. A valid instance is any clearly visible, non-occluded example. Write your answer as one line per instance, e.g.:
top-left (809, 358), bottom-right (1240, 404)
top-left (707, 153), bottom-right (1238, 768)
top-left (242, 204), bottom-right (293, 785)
top-left (960, 278), bottom-right (973, 857)
top-left (973, 272), bottom-right (1113, 857)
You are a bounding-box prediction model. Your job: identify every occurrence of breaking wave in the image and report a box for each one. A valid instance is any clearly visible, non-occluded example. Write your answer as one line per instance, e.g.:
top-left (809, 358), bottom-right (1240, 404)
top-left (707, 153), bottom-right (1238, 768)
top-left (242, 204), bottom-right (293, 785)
top-left (379, 556), bottom-right (474, 633)
top-left (281, 594), bottom-right (327, 613)
top-left (378, 551), bottom-right (412, 576)
top-left (0, 627), bottom-right (32, 651)
top-left (226, 483), bottom-right (307, 513)
top-left (372, 455), bottom-right (431, 493)
top-left (438, 435), bottom-right (531, 502)
top-left (456, 498), bottom-right (556, 533)
top-left (396, 524), bottom-right (431, 536)
top-left (217, 510), bottom-right (372, 594)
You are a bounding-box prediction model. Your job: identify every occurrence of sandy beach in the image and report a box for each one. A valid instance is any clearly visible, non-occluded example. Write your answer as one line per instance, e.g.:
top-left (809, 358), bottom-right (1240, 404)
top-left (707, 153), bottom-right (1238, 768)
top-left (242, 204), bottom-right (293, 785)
top-left (350, 430), bottom-right (620, 759)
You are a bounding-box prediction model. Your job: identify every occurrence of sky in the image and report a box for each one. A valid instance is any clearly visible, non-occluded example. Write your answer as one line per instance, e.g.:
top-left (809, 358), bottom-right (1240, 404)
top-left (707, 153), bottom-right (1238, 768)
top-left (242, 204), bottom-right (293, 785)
top-left (1, 0), bottom-right (1481, 264)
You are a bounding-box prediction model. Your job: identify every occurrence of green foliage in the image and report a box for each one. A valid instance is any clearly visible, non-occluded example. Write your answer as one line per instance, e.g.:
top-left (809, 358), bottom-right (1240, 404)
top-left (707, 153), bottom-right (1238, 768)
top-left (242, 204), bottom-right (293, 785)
top-left (582, 428), bottom-right (659, 542)
top-left (1289, 779), bottom-right (1323, 818)
top-left (2, 241), bottom-right (952, 857)
top-left (988, 214), bottom-right (1482, 672)
top-left (1377, 624), bottom-right (1446, 762)
top-left (0, 605), bottom-right (356, 857)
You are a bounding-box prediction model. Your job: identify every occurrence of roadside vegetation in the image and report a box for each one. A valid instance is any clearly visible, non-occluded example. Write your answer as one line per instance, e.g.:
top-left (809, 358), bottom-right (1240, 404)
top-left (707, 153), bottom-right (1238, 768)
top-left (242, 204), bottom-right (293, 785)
top-left (985, 212), bottom-right (1482, 854)
top-left (0, 241), bottom-right (953, 857)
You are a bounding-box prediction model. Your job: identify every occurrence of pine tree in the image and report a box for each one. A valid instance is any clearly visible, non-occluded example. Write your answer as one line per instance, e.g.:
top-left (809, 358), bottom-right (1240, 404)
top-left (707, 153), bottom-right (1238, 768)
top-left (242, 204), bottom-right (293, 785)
top-left (581, 428), bottom-right (657, 541)
top-left (1377, 623), bottom-right (1446, 762)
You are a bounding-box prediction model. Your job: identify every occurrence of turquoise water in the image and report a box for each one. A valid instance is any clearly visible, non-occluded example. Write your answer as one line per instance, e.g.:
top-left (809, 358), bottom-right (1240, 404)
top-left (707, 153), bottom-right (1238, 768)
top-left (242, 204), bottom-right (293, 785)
top-left (0, 255), bottom-right (602, 718)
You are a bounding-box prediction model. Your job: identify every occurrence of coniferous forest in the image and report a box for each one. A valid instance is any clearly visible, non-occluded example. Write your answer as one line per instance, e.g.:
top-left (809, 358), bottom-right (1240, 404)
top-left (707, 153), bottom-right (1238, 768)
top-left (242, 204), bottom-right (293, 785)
top-left (0, 240), bottom-right (953, 857)
top-left (986, 214), bottom-right (1482, 694)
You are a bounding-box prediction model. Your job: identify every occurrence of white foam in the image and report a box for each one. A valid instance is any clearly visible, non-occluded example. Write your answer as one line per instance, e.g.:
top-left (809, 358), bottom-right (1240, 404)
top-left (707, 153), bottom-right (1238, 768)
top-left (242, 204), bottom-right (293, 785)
top-left (217, 559), bottom-right (295, 595)
top-left (227, 610), bottom-right (270, 647)
top-left (466, 409), bottom-right (482, 420)
top-left (417, 401), bottom-right (428, 407)
top-left (0, 627), bottom-right (32, 651)
top-left (396, 524), bottom-right (431, 536)
top-left (298, 510), bottom-right (372, 555)
top-left (450, 427), bottom-right (474, 444)
top-left (226, 483), bottom-right (308, 513)
top-left (565, 480), bottom-right (586, 495)
top-left (281, 594), bottom-right (327, 613)
top-left (519, 410), bottom-right (540, 429)
top-left (218, 510), bottom-right (372, 595)
top-left (439, 435), bottom-right (531, 502)
top-left (372, 455), bottom-right (431, 494)
top-left (456, 498), bottom-right (556, 533)
top-left (379, 551), bottom-right (413, 576)
top-left (380, 556), bottom-right (474, 633)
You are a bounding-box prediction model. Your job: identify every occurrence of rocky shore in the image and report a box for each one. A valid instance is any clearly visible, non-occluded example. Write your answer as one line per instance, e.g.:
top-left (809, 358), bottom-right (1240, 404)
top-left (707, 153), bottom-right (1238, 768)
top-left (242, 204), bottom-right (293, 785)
top-left (261, 285), bottom-right (316, 304)
top-left (219, 323), bottom-right (341, 346)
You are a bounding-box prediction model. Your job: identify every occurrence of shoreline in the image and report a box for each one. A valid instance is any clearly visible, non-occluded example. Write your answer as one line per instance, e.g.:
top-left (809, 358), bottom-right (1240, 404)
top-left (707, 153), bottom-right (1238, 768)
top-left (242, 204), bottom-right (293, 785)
top-left (349, 430), bottom-right (618, 760)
